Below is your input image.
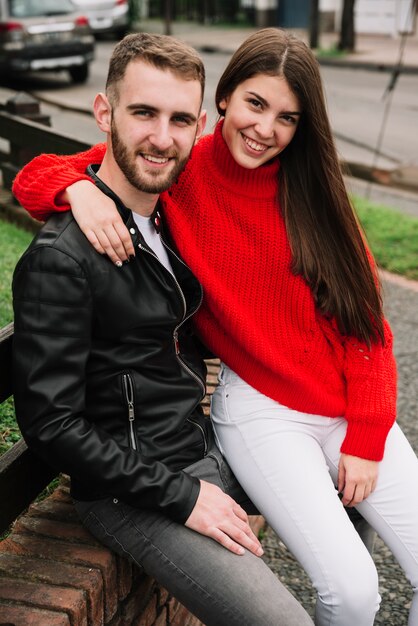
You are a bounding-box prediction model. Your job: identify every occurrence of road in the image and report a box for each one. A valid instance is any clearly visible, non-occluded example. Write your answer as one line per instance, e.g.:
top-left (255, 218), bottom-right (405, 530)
top-left (1, 40), bottom-right (417, 174)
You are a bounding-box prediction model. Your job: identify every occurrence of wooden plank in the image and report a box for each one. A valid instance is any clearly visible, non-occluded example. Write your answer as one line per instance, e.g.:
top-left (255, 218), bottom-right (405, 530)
top-left (0, 162), bottom-right (20, 190)
top-left (0, 111), bottom-right (91, 155)
top-left (0, 323), bottom-right (13, 403)
top-left (0, 324), bottom-right (57, 532)
top-left (0, 439), bottom-right (57, 534)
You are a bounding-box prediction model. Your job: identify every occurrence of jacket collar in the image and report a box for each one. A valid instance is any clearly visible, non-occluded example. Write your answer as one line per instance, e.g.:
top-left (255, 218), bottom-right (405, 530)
top-left (86, 164), bottom-right (162, 245)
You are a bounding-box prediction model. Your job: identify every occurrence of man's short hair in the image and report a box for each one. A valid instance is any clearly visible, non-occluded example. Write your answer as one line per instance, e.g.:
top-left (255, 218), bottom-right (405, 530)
top-left (106, 32), bottom-right (205, 106)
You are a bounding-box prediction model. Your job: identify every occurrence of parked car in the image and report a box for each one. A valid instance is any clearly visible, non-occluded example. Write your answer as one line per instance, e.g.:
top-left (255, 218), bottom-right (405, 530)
top-left (71, 0), bottom-right (129, 39)
top-left (0, 0), bottom-right (95, 83)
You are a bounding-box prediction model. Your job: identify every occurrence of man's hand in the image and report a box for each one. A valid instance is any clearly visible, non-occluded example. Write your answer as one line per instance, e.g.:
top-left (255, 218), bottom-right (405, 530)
top-left (338, 453), bottom-right (379, 507)
top-left (185, 480), bottom-right (264, 557)
top-left (66, 180), bottom-right (135, 265)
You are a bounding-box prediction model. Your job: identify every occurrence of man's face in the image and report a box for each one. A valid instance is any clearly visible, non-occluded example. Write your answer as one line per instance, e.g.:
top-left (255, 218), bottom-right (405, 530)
top-left (108, 60), bottom-right (205, 194)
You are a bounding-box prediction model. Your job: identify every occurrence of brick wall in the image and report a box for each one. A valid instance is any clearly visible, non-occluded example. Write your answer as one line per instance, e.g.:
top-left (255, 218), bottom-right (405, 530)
top-left (0, 481), bottom-right (264, 625)
top-left (0, 481), bottom-right (202, 625)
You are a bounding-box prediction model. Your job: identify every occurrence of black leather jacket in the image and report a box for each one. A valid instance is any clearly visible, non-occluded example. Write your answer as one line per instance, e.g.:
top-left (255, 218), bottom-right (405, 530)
top-left (12, 168), bottom-right (210, 523)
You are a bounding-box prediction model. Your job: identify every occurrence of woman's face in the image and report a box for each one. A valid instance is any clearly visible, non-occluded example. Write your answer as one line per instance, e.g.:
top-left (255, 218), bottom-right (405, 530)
top-left (219, 73), bottom-right (301, 169)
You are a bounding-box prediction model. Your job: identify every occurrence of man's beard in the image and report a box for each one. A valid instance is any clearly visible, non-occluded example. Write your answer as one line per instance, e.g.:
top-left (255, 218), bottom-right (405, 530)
top-left (111, 119), bottom-right (190, 194)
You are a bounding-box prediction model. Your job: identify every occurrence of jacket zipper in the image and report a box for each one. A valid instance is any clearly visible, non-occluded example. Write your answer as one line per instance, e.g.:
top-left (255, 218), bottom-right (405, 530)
top-left (138, 241), bottom-right (206, 397)
top-left (173, 328), bottom-right (205, 397)
top-left (122, 373), bottom-right (137, 451)
top-left (187, 417), bottom-right (208, 456)
top-left (159, 239), bottom-right (206, 396)
top-left (138, 240), bottom-right (208, 454)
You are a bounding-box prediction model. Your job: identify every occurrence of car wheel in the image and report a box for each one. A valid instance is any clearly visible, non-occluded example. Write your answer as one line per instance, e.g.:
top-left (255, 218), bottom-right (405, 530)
top-left (114, 27), bottom-right (129, 40)
top-left (69, 64), bottom-right (89, 84)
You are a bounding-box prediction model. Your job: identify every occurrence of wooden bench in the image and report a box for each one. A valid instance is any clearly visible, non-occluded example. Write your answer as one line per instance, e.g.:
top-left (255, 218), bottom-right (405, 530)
top-left (0, 322), bottom-right (265, 625)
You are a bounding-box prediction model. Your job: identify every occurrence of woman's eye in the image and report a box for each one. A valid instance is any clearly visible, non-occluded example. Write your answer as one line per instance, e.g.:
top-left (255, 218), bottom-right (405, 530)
top-left (282, 115), bottom-right (297, 125)
top-left (248, 98), bottom-right (262, 109)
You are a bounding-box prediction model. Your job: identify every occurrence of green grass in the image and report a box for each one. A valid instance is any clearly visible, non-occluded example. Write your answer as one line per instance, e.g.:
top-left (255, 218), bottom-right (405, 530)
top-left (353, 196), bottom-right (418, 281)
top-left (0, 398), bottom-right (20, 456)
top-left (316, 45), bottom-right (347, 58)
top-left (0, 219), bottom-right (32, 327)
top-left (0, 219), bottom-right (32, 455)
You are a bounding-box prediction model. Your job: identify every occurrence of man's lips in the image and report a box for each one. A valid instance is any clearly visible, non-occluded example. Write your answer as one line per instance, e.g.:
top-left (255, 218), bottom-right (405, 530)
top-left (141, 153), bottom-right (171, 164)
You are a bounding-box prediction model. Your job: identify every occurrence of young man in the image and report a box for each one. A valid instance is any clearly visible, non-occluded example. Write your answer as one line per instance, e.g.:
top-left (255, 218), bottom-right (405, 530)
top-left (12, 33), bottom-right (314, 626)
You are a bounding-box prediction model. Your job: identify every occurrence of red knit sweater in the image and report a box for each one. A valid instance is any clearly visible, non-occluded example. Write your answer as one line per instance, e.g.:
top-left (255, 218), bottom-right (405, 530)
top-left (13, 121), bottom-right (397, 461)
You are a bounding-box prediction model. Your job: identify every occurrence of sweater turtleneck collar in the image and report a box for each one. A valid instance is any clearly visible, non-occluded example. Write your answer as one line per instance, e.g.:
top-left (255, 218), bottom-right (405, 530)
top-left (204, 119), bottom-right (280, 199)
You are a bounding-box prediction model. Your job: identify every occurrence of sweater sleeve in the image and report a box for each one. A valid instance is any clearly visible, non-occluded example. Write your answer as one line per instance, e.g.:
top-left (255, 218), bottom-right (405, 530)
top-left (12, 144), bottom-right (107, 222)
top-left (338, 318), bottom-right (397, 461)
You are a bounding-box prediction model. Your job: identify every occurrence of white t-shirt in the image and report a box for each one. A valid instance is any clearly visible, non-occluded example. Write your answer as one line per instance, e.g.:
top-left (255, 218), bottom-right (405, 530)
top-left (132, 212), bottom-right (174, 276)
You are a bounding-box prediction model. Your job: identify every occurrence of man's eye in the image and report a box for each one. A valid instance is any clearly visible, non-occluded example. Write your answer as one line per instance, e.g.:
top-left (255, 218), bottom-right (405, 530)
top-left (172, 116), bottom-right (192, 125)
top-left (134, 110), bottom-right (153, 117)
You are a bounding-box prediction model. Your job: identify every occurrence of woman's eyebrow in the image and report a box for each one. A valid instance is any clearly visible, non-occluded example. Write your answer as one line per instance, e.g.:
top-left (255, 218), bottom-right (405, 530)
top-left (245, 91), bottom-right (301, 115)
top-left (245, 90), bottom-right (268, 106)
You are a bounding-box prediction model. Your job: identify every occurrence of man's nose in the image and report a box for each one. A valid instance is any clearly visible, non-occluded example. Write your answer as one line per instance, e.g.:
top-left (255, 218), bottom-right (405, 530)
top-left (149, 120), bottom-right (174, 151)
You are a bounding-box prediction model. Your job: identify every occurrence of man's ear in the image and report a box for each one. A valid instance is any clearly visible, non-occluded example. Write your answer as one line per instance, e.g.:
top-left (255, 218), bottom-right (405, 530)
top-left (195, 109), bottom-right (207, 144)
top-left (93, 93), bottom-right (112, 133)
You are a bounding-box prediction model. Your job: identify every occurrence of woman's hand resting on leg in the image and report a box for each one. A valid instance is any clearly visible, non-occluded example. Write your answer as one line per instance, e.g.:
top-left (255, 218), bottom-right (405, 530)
top-left (338, 453), bottom-right (379, 506)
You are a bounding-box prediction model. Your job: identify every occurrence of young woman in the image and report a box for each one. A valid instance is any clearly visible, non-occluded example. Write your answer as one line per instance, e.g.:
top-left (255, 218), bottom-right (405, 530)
top-left (13, 28), bottom-right (418, 626)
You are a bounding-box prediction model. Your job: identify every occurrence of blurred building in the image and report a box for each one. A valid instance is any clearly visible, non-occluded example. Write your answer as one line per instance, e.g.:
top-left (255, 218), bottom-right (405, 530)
top-left (246, 0), bottom-right (417, 35)
top-left (142, 0), bottom-right (417, 36)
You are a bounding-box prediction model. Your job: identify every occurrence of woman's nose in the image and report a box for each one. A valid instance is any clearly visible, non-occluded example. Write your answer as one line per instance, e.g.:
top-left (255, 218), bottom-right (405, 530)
top-left (254, 116), bottom-right (275, 139)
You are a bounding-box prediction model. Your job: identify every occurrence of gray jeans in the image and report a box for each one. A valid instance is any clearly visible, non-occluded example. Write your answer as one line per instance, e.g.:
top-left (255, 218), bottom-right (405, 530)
top-left (74, 445), bottom-right (314, 626)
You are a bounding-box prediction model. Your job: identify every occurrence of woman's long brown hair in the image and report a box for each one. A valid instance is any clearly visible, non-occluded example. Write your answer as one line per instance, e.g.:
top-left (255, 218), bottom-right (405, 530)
top-left (215, 28), bottom-right (384, 345)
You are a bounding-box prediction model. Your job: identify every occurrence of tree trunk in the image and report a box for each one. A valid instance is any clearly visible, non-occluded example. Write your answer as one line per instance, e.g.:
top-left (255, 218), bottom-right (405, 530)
top-left (164, 0), bottom-right (172, 35)
top-left (338, 0), bottom-right (356, 51)
top-left (309, 0), bottom-right (320, 49)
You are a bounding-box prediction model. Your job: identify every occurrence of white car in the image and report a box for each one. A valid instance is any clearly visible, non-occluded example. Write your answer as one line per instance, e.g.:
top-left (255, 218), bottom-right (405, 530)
top-left (71, 0), bottom-right (129, 38)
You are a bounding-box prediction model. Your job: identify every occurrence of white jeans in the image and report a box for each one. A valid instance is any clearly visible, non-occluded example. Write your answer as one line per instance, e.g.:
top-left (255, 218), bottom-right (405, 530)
top-left (211, 364), bottom-right (418, 626)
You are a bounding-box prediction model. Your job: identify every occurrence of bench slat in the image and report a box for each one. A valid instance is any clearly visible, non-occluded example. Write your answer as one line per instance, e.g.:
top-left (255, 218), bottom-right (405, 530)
top-left (0, 439), bottom-right (57, 534)
top-left (0, 323), bottom-right (13, 403)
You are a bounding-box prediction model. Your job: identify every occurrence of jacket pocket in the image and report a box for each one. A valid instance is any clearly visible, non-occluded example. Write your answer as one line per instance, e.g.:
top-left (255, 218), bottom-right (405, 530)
top-left (122, 372), bottom-right (139, 452)
top-left (187, 416), bottom-right (208, 456)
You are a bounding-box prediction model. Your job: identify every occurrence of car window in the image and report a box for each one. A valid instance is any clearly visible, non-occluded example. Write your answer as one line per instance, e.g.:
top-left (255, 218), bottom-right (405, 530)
top-left (8, 0), bottom-right (76, 18)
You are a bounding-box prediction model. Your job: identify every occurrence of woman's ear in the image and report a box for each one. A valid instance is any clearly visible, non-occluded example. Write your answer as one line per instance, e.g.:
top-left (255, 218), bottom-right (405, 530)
top-left (93, 93), bottom-right (112, 134)
top-left (218, 97), bottom-right (228, 112)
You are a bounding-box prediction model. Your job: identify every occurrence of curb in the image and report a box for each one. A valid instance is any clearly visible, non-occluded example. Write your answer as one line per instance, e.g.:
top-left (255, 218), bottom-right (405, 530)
top-left (380, 269), bottom-right (418, 293)
top-left (317, 56), bottom-right (418, 74)
top-left (344, 162), bottom-right (418, 194)
top-left (180, 43), bottom-right (418, 75)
